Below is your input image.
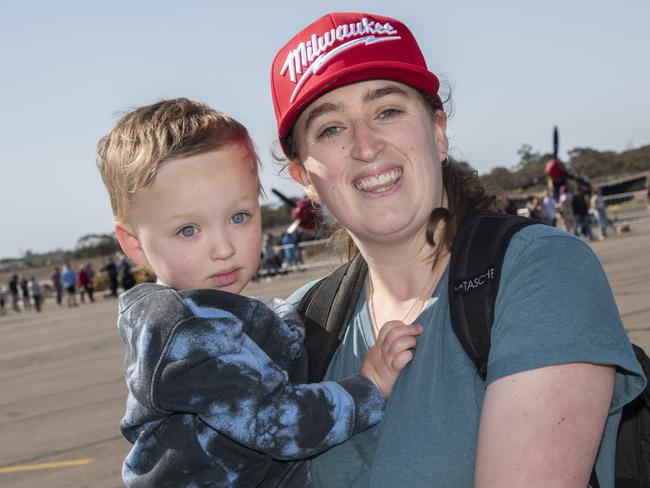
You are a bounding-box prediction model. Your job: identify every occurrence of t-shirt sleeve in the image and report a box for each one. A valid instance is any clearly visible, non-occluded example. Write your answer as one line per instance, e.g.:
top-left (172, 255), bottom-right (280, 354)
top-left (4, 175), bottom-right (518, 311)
top-left (286, 279), bottom-right (321, 308)
top-left (487, 229), bottom-right (646, 412)
top-left (151, 311), bottom-right (384, 460)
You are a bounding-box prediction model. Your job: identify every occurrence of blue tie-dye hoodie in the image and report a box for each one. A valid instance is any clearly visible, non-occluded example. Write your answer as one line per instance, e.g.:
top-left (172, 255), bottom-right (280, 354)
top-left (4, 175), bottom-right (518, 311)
top-left (117, 283), bottom-right (384, 487)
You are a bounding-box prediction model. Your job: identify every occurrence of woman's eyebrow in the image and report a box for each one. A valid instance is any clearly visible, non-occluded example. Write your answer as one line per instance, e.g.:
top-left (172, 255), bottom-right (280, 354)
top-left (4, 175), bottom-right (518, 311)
top-left (303, 85), bottom-right (408, 132)
top-left (303, 102), bottom-right (340, 132)
top-left (363, 85), bottom-right (409, 102)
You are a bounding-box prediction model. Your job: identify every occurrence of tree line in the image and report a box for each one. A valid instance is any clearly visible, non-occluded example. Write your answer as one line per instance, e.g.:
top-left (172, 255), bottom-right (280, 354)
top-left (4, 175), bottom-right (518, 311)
top-left (479, 144), bottom-right (650, 192)
top-left (4, 144), bottom-right (648, 264)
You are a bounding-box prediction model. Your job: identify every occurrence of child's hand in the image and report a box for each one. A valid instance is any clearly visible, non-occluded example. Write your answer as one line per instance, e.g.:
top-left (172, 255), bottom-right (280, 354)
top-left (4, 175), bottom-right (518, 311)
top-left (360, 321), bottom-right (423, 398)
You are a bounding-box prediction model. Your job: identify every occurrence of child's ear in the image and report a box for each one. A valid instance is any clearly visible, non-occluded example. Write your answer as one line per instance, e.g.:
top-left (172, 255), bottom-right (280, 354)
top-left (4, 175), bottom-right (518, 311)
top-left (114, 221), bottom-right (149, 267)
top-left (288, 162), bottom-right (321, 204)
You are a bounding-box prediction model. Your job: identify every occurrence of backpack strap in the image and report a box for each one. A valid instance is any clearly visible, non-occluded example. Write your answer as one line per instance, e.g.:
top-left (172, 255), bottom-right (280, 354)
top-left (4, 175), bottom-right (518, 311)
top-left (613, 344), bottom-right (650, 488)
top-left (589, 470), bottom-right (600, 488)
top-left (448, 212), bottom-right (536, 380)
top-left (299, 211), bottom-right (535, 383)
top-left (298, 254), bottom-right (368, 382)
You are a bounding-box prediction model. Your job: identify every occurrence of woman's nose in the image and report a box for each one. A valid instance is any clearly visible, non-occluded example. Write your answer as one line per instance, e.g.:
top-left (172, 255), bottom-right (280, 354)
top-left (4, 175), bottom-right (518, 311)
top-left (350, 119), bottom-right (385, 162)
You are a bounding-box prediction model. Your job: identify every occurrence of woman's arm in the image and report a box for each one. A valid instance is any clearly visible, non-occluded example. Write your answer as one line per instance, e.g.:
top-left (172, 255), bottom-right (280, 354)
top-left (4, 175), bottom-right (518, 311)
top-left (475, 362), bottom-right (614, 488)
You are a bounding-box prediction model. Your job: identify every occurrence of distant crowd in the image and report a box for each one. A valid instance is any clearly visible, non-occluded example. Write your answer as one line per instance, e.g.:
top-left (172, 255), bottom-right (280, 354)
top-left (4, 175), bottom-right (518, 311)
top-left (257, 230), bottom-right (307, 280)
top-left (505, 185), bottom-right (612, 241)
top-left (0, 230), bottom-right (312, 316)
top-left (0, 256), bottom-right (147, 315)
top-left (0, 194), bottom-right (614, 317)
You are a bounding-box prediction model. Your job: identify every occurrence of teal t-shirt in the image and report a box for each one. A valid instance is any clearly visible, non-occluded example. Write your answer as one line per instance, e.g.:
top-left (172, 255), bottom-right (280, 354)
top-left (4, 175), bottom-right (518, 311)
top-left (288, 225), bottom-right (646, 488)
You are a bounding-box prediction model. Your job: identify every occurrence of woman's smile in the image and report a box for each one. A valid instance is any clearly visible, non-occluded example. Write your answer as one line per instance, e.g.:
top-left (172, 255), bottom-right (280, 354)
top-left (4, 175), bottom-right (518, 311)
top-left (353, 168), bottom-right (402, 193)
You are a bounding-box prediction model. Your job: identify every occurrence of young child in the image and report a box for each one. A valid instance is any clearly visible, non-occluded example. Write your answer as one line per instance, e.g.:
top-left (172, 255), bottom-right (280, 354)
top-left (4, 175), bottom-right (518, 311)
top-left (96, 98), bottom-right (421, 487)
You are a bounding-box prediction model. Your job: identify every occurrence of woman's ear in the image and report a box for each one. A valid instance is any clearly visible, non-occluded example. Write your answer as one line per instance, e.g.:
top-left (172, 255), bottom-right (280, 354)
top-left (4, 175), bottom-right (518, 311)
top-left (433, 110), bottom-right (449, 160)
top-left (287, 162), bottom-right (321, 204)
top-left (114, 221), bottom-right (149, 267)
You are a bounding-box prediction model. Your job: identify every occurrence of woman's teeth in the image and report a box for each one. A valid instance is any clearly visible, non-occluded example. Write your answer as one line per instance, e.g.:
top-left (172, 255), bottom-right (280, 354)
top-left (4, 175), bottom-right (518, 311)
top-left (354, 169), bottom-right (402, 192)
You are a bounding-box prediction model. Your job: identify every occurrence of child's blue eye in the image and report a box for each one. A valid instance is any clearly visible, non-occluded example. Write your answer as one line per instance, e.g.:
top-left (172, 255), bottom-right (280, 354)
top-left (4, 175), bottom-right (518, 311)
top-left (230, 212), bottom-right (249, 225)
top-left (178, 226), bottom-right (197, 238)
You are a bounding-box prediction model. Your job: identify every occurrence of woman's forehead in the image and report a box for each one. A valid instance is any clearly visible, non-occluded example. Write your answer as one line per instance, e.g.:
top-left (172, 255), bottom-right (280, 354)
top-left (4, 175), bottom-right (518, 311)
top-left (313, 79), bottom-right (415, 105)
top-left (296, 79), bottom-right (418, 125)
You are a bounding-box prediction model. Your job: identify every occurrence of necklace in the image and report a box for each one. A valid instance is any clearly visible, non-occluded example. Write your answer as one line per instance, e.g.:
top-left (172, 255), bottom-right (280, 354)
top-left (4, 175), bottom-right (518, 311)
top-left (366, 271), bottom-right (438, 339)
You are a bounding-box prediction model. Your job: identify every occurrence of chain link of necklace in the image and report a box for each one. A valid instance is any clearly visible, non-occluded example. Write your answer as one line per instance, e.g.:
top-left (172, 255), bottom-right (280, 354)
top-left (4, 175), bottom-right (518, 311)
top-left (366, 271), bottom-right (438, 340)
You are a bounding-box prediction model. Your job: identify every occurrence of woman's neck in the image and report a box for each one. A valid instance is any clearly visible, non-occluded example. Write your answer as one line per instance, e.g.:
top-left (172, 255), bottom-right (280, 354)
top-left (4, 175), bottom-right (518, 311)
top-left (365, 250), bottom-right (449, 333)
top-left (355, 219), bottom-right (446, 289)
top-left (354, 221), bottom-right (450, 331)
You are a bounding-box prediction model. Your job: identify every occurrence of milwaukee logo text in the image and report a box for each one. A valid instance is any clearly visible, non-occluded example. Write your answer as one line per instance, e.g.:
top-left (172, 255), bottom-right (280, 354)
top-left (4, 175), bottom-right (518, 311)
top-left (280, 18), bottom-right (400, 102)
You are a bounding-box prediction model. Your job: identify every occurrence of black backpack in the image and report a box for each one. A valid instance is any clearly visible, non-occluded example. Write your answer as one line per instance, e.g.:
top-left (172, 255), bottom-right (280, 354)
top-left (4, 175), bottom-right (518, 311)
top-left (297, 212), bottom-right (650, 488)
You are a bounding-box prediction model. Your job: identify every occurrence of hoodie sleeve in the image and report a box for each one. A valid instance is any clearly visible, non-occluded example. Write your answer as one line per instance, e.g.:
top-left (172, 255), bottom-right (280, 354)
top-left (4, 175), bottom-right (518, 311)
top-left (151, 310), bottom-right (383, 460)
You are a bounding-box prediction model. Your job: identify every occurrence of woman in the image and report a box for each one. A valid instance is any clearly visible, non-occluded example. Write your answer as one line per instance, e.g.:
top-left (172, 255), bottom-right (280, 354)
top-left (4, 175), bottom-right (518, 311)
top-left (270, 12), bottom-right (645, 488)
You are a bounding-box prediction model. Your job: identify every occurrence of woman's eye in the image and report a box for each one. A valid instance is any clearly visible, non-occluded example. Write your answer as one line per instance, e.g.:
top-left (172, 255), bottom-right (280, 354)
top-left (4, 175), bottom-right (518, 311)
top-left (177, 226), bottom-right (197, 238)
top-left (378, 108), bottom-right (402, 120)
top-left (230, 212), bottom-right (250, 225)
top-left (318, 126), bottom-right (342, 139)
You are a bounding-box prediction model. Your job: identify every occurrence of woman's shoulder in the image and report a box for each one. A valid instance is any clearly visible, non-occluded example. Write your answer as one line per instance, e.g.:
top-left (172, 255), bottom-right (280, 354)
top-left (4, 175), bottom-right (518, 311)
top-left (513, 221), bottom-right (575, 241)
top-left (506, 223), bottom-right (593, 268)
top-left (286, 278), bottom-right (322, 308)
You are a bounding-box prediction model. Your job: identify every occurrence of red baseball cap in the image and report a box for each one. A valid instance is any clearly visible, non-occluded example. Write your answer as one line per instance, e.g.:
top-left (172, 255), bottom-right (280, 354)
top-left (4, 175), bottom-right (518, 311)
top-left (271, 12), bottom-right (440, 147)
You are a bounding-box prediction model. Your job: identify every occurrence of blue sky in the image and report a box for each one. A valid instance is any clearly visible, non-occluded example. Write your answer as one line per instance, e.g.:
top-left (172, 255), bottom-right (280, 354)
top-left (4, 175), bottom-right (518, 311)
top-left (1, 0), bottom-right (649, 259)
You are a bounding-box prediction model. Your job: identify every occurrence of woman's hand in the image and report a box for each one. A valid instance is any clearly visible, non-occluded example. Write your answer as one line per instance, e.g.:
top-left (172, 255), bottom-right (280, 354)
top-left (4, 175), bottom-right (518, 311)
top-left (360, 320), bottom-right (423, 398)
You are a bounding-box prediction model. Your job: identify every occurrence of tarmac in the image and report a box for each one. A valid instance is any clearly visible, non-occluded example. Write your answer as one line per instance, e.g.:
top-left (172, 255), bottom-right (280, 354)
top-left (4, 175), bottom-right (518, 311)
top-left (1, 220), bottom-right (649, 488)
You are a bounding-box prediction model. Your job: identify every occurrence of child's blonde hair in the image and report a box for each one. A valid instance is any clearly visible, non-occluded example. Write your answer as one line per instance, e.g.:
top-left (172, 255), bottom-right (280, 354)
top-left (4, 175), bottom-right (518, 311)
top-left (97, 97), bottom-right (259, 221)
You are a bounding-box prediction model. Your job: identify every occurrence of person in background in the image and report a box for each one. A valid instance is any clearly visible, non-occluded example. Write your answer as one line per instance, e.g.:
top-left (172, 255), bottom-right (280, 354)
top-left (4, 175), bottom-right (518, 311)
top-left (525, 195), bottom-right (546, 222)
top-left (28, 276), bottom-right (43, 312)
top-left (85, 263), bottom-right (96, 301)
top-left (102, 257), bottom-right (119, 297)
top-left (78, 264), bottom-right (95, 303)
top-left (281, 231), bottom-right (300, 271)
top-left (0, 282), bottom-right (6, 314)
top-left (573, 188), bottom-right (594, 241)
top-left (262, 232), bottom-right (281, 279)
top-left (558, 185), bottom-right (575, 233)
top-left (119, 257), bottom-right (136, 291)
top-left (78, 265), bottom-right (89, 303)
top-left (51, 267), bottom-right (63, 306)
top-left (502, 196), bottom-right (518, 215)
top-left (9, 275), bottom-right (20, 312)
top-left (61, 262), bottom-right (78, 307)
top-left (20, 276), bottom-right (31, 310)
top-left (590, 189), bottom-right (609, 240)
top-left (542, 190), bottom-right (557, 227)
